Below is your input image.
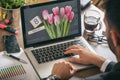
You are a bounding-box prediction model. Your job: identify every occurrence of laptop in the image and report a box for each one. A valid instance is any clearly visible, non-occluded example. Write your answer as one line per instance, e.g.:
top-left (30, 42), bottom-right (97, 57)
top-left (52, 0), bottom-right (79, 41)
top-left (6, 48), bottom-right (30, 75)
top-left (20, 0), bottom-right (96, 78)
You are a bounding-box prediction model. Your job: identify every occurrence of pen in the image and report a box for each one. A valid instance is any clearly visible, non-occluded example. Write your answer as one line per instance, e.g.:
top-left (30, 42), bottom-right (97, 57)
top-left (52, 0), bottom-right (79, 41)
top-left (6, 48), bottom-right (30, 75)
top-left (6, 54), bottom-right (27, 64)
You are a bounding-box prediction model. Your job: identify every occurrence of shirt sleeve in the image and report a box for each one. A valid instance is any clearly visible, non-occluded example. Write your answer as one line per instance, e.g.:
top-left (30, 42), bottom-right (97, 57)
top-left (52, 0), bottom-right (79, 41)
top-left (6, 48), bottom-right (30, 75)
top-left (100, 59), bottom-right (112, 72)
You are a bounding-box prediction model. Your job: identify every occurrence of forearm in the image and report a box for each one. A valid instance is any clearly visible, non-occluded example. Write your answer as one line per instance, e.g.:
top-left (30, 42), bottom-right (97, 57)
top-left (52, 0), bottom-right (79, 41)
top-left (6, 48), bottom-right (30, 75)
top-left (96, 59), bottom-right (116, 72)
top-left (91, 55), bottom-right (106, 68)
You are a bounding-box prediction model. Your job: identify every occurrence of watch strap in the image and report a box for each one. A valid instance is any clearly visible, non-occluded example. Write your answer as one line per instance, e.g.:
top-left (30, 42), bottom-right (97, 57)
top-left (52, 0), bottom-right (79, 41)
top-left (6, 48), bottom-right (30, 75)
top-left (46, 74), bottom-right (61, 80)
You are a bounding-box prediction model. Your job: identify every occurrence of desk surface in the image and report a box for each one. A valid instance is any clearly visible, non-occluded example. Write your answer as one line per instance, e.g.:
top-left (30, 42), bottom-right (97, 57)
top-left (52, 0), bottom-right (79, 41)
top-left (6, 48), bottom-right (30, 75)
top-left (0, 8), bottom-right (24, 51)
top-left (0, 3), bottom-right (117, 79)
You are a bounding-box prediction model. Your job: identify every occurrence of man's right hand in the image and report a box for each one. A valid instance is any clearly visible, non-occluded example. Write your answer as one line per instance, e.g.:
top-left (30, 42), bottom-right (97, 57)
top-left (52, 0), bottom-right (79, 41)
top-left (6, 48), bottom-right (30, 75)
top-left (65, 45), bottom-right (106, 68)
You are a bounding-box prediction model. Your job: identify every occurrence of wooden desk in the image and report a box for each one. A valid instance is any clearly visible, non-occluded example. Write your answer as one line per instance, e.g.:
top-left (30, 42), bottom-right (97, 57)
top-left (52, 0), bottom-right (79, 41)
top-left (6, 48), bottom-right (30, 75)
top-left (0, 0), bottom-right (50, 51)
top-left (0, 7), bottom-right (24, 51)
top-left (0, 3), bottom-right (117, 79)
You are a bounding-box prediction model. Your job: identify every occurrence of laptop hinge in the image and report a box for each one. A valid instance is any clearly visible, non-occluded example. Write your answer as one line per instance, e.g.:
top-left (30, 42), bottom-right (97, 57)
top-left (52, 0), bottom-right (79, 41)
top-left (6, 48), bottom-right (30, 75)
top-left (25, 47), bottom-right (34, 50)
top-left (32, 37), bottom-right (82, 48)
top-left (75, 36), bottom-right (81, 38)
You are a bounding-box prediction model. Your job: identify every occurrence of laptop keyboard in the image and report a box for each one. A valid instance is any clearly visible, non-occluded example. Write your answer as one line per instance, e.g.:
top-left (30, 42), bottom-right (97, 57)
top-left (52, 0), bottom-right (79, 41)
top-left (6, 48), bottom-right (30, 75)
top-left (31, 40), bottom-right (88, 64)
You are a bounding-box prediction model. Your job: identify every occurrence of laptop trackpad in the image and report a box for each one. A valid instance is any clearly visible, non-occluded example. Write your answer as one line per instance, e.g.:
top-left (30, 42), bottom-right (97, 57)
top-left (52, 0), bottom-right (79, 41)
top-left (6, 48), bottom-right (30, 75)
top-left (37, 57), bottom-right (92, 78)
top-left (37, 59), bottom-right (66, 78)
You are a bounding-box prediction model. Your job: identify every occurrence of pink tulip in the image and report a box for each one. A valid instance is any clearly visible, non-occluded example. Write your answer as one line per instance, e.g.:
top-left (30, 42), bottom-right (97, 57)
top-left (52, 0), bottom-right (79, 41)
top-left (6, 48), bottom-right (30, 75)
top-left (69, 11), bottom-right (74, 22)
top-left (65, 6), bottom-right (72, 16)
top-left (47, 14), bottom-right (54, 24)
top-left (54, 15), bottom-right (60, 25)
top-left (42, 10), bottom-right (49, 20)
top-left (60, 7), bottom-right (65, 17)
top-left (52, 7), bottom-right (59, 15)
top-left (63, 14), bottom-right (68, 20)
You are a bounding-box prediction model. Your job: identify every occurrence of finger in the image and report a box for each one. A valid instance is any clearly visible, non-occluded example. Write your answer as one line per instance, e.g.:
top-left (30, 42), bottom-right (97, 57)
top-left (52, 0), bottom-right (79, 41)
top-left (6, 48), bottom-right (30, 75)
top-left (66, 45), bottom-right (80, 50)
top-left (59, 61), bottom-right (65, 64)
top-left (53, 63), bottom-right (59, 70)
top-left (66, 62), bottom-right (77, 74)
top-left (52, 62), bottom-right (65, 74)
top-left (53, 62), bottom-right (64, 69)
top-left (67, 62), bottom-right (76, 70)
top-left (65, 49), bottom-right (81, 55)
top-left (68, 57), bottom-right (82, 63)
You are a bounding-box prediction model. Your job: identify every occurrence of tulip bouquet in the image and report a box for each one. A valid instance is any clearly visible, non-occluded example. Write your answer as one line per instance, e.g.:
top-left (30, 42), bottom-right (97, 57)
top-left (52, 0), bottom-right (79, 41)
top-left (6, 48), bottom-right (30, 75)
top-left (42, 6), bottom-right (74, 39)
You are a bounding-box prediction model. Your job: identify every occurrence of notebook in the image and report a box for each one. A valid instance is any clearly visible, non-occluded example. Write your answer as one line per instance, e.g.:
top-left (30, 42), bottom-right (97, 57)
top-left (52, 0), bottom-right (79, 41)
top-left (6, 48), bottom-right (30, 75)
top-left (20, 0), bottom-right (96, 78)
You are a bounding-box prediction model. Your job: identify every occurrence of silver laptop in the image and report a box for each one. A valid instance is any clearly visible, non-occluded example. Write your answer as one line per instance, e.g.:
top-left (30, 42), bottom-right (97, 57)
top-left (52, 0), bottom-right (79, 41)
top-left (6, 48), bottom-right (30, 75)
top-left (20, 0), bottom-right (96, 78)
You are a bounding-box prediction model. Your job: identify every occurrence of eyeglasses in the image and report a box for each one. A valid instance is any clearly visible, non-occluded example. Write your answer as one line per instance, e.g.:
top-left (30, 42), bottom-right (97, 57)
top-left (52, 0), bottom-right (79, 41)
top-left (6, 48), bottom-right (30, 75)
top-left (87, 34), bottom-right (107, 44)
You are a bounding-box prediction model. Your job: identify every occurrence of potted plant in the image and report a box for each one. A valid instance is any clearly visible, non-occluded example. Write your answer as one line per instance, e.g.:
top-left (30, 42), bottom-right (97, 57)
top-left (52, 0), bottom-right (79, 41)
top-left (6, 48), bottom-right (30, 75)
top-left (0, 0), bottom-right (25, 28)
top-left (0, 0), bottom-right (25, 9)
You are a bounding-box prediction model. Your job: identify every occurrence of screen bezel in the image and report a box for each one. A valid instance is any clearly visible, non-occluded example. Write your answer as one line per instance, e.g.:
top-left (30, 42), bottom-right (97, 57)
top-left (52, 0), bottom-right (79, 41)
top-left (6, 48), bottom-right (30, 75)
top-left (20, 0), bottom-right (81, 48)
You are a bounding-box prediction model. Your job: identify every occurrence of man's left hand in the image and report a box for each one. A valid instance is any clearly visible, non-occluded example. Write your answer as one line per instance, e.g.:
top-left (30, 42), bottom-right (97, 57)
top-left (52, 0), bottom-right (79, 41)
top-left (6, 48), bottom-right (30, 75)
top-left (52, 61), bottom-right (77, 80)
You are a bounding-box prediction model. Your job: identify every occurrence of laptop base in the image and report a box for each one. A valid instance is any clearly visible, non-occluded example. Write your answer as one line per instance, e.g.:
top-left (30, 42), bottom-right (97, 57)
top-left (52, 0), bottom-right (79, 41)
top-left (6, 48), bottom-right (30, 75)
top-left (24, 37), bottom-right (96, 78)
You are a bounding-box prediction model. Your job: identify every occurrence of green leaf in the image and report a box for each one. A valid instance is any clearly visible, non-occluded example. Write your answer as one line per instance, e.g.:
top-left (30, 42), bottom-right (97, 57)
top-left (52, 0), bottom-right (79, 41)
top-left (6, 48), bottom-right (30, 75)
top-left (0, 0), bottom-right (25, 9)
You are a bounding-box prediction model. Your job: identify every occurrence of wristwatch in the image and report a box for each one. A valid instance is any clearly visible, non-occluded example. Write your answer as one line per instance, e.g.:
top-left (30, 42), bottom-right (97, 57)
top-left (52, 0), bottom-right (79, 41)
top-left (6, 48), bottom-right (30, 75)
top-left (46, 74), bottom-right (61, 80)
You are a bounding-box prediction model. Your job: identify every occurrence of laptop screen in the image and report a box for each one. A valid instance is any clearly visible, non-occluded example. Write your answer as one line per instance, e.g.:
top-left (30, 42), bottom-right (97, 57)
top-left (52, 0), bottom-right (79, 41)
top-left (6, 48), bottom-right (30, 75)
top-left (21, 0), bottom-right (81, 48)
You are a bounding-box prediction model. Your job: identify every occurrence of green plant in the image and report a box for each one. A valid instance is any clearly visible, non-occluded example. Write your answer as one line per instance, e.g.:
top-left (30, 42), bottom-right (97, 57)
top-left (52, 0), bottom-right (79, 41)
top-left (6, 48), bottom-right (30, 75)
top-left (0, 0), bottom-right (25, 9)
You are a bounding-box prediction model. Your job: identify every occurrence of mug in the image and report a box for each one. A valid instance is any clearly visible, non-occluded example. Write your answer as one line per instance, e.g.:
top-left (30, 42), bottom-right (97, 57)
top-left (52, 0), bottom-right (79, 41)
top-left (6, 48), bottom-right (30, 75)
top-left (84, 10), bottom-right (101, 34)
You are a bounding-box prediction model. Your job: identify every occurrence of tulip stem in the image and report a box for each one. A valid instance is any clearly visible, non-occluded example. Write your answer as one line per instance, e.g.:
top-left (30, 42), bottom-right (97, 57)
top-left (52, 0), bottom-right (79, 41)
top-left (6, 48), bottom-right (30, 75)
top-left (50, 24), bottom-right (56, 38)
top-left (56, 23), bottom-right (61, 38)
top-left (60, 15), bottom-right (64, 37)
top-left (43, 20), bottom-right (54, 39)
top-left (63, 18), bottom-right (68, 37)
top-left (66, 22), bottom-right (70, 36)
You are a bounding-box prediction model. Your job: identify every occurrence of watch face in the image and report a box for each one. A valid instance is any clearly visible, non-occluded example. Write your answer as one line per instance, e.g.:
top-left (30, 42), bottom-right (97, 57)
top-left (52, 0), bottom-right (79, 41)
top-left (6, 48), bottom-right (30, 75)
top-left (46, 75), bottom-right (60, 80)
top-left (46, 76), bottom-right (54, 80)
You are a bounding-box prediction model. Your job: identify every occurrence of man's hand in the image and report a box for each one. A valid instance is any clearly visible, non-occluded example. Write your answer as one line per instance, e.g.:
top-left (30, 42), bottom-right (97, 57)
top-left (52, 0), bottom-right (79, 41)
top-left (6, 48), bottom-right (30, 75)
top-left (65, 45), bottom-right (106, 68)
top-left (52, 61), bottom-right (77, 80)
